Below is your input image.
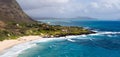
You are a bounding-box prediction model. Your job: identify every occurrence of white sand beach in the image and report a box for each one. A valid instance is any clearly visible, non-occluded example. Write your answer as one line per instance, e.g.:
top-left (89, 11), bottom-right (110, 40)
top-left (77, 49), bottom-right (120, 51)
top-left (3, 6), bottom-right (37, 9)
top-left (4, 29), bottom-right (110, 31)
top-left (0, 36), bottom-right (42, 53)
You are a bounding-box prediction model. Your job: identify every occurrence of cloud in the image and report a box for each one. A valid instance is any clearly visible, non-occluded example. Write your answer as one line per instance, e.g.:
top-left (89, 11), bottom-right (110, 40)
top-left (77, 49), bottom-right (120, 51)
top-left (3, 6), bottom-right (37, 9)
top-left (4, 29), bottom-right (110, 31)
top-left (17, 0), bottom-right (120, 19)
top-left (90, 2), bottom-right (99, 8)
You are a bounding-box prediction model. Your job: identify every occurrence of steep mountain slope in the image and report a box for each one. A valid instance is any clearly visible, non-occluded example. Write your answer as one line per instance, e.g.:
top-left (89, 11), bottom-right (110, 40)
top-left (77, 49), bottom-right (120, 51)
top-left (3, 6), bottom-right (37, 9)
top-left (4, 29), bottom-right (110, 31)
top-left (0, 0), bottom-right (35, 26)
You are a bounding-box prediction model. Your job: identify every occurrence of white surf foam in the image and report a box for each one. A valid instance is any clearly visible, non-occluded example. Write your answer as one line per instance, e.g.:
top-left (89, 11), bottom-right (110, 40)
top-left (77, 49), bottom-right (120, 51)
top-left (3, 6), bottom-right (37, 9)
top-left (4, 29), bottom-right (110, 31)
top-left (89, 31), bottom-right (120, 36)
top-left (0, 35), bottom-right (92, 57)
top-left (0, 38), bottom-right (66, 57)
top-left (1, 31), bottom-right (119, 57)
top-left (0, 41), bottom-right (37, 57)
top-left (67, 39), bottom-right (76, 42)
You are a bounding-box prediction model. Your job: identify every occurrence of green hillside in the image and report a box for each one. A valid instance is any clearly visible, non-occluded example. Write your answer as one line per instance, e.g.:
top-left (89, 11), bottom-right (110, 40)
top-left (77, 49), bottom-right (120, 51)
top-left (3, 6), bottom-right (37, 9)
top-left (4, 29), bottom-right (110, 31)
top-left (0, 0), bottom-right (94, 41)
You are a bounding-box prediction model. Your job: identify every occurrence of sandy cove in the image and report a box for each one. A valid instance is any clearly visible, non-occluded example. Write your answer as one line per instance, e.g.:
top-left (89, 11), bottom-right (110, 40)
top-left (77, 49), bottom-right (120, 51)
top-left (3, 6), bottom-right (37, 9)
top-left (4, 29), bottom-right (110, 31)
top-left (0, 36), bottom-right (42, 53)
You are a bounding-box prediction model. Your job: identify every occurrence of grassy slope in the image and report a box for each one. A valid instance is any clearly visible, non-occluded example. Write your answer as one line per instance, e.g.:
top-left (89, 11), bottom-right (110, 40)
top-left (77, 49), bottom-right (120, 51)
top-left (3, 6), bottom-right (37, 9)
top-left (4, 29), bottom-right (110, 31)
top-left (0, 22), bottom-right (94, 41)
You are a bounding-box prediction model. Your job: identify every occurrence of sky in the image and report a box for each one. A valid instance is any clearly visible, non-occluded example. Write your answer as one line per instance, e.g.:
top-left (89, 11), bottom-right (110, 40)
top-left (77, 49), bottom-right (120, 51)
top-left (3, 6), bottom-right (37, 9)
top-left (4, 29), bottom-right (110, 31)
top-left (17, 0), bottom-right (120, 20)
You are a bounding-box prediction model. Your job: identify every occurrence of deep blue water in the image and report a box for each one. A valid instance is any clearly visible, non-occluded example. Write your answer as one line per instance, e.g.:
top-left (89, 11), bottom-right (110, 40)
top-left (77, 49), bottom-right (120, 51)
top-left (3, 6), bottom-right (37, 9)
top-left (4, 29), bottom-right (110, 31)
top-left (18, 19), bottom-right (120, 57)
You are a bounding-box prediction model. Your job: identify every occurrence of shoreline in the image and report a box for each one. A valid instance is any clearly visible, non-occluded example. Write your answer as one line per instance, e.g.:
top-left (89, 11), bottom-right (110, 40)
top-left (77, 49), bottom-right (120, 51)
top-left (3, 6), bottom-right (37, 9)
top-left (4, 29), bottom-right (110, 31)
top-left (0, 36), bottom-right (42, 54)
top-left (0, 33), bottom-right (95, 54)
top-left (0, 35), bottom-right (78, 57)
top-left (0, 34), bottom-right (87, 56)
top-left (0, 33), bottom-right (96, 57)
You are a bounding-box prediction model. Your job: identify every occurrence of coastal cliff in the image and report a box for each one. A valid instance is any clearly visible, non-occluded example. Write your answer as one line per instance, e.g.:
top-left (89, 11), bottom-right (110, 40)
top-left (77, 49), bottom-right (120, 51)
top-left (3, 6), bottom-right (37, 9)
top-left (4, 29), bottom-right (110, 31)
top-left (0, 0), bottom-right (34, 26)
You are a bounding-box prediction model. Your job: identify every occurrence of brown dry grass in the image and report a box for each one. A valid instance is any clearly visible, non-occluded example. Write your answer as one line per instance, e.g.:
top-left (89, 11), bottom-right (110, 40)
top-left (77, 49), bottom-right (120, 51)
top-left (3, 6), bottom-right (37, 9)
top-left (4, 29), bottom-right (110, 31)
top-left (0, 21), bottom-right (6, 28)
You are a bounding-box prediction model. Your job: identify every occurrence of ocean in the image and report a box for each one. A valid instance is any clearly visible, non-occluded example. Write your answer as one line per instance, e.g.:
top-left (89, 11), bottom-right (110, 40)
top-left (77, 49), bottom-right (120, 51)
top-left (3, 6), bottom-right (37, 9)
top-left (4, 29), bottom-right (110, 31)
top-left (3, 19), bottom-right (120, 57)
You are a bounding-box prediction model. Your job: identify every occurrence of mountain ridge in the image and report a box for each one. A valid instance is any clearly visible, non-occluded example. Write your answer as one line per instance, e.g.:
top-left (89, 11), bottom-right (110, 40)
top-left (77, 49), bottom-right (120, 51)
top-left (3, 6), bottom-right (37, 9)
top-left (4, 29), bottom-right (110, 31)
top-left (0, 0), bottom-right (35, 27)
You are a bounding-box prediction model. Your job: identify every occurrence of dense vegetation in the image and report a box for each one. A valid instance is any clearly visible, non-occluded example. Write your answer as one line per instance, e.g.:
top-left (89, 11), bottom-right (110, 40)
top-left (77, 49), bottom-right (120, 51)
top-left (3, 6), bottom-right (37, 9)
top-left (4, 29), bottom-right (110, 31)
top-left (0, 22), bottom-right (94, 41)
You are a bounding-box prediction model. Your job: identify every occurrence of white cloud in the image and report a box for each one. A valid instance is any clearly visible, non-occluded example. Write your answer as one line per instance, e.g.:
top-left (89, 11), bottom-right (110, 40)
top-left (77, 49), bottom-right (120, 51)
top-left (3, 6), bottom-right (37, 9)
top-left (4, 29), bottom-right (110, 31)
top-left (44, 0), bottom-right (69, 3)
top-left (90, 2), bottom-right (99, 8)
top-left (17, 0), bottom-right (120, 19)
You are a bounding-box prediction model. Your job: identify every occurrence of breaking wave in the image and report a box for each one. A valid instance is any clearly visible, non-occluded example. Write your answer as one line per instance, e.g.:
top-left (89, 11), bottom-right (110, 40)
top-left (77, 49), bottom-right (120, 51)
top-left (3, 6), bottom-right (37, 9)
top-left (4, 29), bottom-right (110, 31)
top-left (0, 31), bottom-right (120, 57)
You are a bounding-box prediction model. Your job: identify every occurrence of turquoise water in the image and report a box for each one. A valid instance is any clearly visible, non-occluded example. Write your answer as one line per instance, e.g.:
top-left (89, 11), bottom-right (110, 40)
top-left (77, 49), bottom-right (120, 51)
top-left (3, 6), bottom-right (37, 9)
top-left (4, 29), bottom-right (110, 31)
top-left (18, 19), bottom-right (120, 57)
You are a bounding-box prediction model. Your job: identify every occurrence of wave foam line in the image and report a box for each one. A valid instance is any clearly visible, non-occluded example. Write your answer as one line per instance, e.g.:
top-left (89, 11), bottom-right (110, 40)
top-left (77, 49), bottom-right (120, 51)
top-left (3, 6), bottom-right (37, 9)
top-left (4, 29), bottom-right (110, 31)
top-left (0, 34), bottom-right (93, 57)
top-left (89, 31), bottom-right (120, 36)
top-left (1, 31), bottom-right (119, 57)
top-left (0, 38), bottom-right (67, 57)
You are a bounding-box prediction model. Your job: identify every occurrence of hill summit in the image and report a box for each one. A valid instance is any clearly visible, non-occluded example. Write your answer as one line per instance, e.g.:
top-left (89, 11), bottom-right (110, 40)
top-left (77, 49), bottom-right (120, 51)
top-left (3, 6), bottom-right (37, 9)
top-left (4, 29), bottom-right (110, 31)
top-left (0, 0), bottom-right (35, 26)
